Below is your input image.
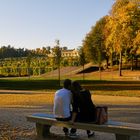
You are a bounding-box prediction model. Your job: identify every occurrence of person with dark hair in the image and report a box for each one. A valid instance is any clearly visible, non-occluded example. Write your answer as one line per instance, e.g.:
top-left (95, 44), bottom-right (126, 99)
top-left (53, 79), bottom-right (76, 136)
top-left (71, 81), bottom-right (96, 138)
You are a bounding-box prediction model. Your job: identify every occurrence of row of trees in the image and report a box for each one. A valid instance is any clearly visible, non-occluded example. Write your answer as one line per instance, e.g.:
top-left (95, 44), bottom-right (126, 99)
top-left (82, 0), bottom-right (140, 76)
top-left (0, 45), bottom-right (51, 59)
top-left (0, 45), bottom-right (31, 58)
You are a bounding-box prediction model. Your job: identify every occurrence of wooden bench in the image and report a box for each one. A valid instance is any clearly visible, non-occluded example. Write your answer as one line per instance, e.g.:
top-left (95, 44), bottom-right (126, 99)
top-left (26, 113), bottom-right (140, 140)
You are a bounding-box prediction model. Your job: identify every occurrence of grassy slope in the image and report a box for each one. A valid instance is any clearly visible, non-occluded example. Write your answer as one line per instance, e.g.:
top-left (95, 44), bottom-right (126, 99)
top-left (0, 68), bottom-right (140, 97)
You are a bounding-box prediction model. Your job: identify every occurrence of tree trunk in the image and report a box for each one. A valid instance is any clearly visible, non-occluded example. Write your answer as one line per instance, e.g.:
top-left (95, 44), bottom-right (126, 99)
top-left (83, 65), bottom-right (85, 81)
top-left (98, 50), bottom-right (102, 80)
top-left (105, 58), bottom-right (109, 69)
top-left (27, 67), bottom-right (31, 79)
top-left (131, 55), bottom-right (134, 71)
top-left (58, 64), bottom-right (60, 87)
top-left (99, 63), bottom-right (101, 80)
top-left (135, 56), bottom-right (138, 69)
top-left (119, 51), bottom-right (122, 76)
top-left (111, 51), bottom-right (113, 80)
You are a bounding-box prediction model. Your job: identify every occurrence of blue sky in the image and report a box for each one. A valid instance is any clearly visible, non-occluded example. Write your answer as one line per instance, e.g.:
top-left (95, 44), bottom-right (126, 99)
top-left (0, 0), bottom-right (115, 49)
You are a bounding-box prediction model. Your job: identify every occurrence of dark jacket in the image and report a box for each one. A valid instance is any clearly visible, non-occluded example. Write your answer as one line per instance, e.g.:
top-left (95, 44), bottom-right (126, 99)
top-left (72, 89), bottom-right (96, 122)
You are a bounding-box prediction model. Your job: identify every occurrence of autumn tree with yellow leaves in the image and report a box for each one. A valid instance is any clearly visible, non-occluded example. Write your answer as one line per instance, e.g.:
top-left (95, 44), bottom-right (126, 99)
top-left (82, 0), bottom-right (140, 76)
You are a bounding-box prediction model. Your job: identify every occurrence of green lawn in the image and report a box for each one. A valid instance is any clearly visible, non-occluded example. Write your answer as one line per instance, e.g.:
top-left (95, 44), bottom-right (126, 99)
top-left (0, 77), bottom-right (140, 97)
top-left (0, 78), bottom-right (60, 90)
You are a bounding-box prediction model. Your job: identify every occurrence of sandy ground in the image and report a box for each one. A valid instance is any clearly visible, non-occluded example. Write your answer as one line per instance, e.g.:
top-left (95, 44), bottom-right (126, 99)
top-left (0, 90), bottom-right (140, 140)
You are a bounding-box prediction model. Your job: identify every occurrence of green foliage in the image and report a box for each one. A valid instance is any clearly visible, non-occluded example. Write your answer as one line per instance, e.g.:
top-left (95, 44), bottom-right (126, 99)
top-left (0, 57), bottom-right (53, 77)
top-left (0, 45), bottom-right (30, 58)
top-left (79, 47), bottom-right (86, 66)
top-left (83, 16), bottom-right (108, 66)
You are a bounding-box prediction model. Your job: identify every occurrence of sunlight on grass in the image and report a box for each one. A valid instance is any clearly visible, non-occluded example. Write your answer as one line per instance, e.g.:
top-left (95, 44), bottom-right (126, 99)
top-left (0, 93), bottom-right (54, 107)
top-left (0, 91), bottom-right (139, 108)
top-left (92, 95), bottom-right (140, 105)
top-left (92, 90), bottom-right (140, 97)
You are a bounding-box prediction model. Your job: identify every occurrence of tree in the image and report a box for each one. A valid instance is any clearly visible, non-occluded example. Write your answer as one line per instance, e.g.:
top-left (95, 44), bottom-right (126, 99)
top-left (79, 47), bottom-right (86, 80)
top-left (133, 31), bottom-right (140, 68)
top-left (83, 16), bottom-right (108, 79)
top-left (52, 40), bottom-right (61, 86)
top-left (108, 0), bottom-right (140, 74)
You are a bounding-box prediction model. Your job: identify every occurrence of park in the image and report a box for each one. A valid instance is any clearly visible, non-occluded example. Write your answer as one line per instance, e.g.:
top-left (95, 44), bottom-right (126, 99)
top-left (0, 0), bottom-right (140, 139)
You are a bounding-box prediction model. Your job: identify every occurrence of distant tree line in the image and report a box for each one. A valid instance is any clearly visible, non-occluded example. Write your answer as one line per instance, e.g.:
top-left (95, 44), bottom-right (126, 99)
top-left (0, 45), bottom-right (31, 58)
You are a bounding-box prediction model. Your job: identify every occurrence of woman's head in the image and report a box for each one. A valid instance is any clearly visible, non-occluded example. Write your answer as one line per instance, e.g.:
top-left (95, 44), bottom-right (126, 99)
top-left (71, 81), bottom-right (82, 92)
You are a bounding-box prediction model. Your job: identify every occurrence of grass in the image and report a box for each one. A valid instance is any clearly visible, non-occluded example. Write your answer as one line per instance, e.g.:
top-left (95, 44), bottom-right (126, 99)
top-left (0, 78), bottom-right (60, 90)
top-left (0, 78), bottom-right (140, 90)
top-left (92, 90), bottom-right (140, 97)
top-left (44, 68), bottom-right (140, 81)
top-left (0, 92), bottom-right (54, 107)
top-left (0, 69), bottom-right (140, 97)
top-left (0, 92), bottom-right (140, 108)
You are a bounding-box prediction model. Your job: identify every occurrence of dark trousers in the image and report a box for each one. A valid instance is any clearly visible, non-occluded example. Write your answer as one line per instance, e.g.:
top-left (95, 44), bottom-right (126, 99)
top-left (56, 116), bottom-right (76, 134)
top-left (75, 113), bottom-right (94, 135)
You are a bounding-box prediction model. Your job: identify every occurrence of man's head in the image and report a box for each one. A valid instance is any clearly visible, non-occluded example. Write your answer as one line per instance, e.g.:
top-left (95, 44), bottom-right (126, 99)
top-left (63, 79), bottom-right (71, 90)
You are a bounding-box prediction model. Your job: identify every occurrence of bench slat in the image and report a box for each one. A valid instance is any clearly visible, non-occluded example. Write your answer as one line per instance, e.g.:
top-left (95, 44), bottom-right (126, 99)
top-left (26, 114), bottom-right (140, 136)
top-left (32, 113), bottom-right (55, 119)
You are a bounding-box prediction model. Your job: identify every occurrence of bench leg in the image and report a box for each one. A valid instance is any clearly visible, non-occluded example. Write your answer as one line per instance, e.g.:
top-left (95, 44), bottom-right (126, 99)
top-left (115, 134), bottom-right (130, 140)
top-left (36, 123), bottom-right (51, 138)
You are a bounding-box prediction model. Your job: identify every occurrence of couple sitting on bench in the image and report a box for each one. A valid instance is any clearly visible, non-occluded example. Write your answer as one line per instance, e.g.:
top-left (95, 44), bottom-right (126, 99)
top-left (53, 79), bottom-right (96, 138)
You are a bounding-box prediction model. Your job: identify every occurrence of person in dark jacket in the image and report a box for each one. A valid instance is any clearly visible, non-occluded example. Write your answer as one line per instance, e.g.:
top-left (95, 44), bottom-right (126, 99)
top-left (71, 81), bottom-right (96, 138)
